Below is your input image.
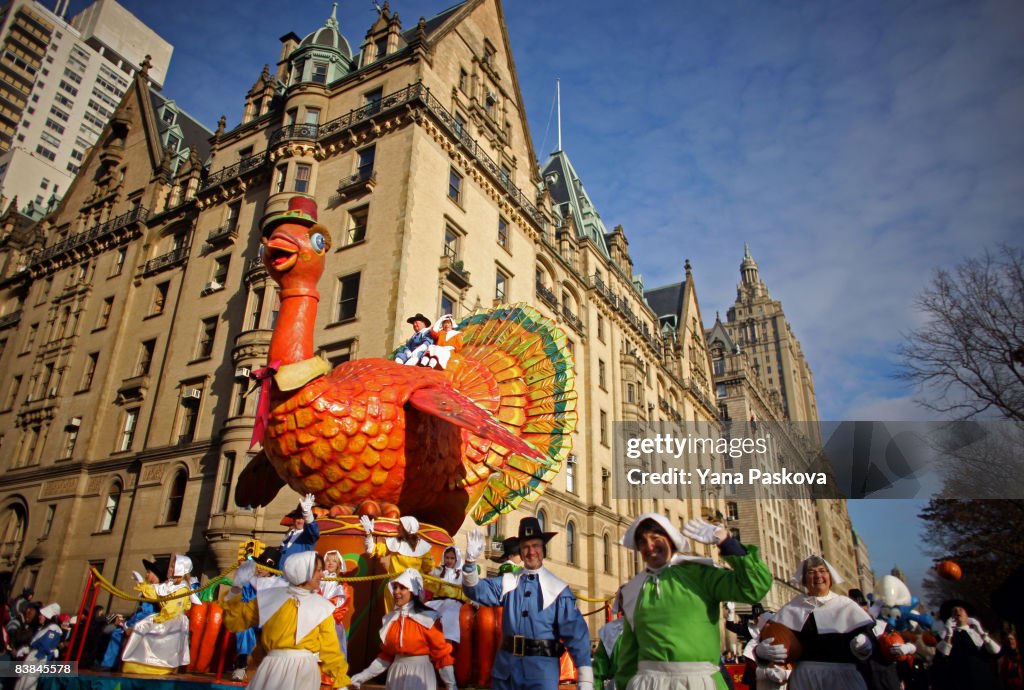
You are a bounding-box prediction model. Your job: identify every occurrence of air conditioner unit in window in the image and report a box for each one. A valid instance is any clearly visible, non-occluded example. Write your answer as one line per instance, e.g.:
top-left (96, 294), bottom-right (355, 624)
top-left (202, 281), bottom-right (223, 294)
top-left (566, 454), bottom-right (577, 464)
top-left (69, 417), bottom-right (82, 427)
top-left (235, 367), bottom-right (251, 380)
top-left (183, 388), bottom-right (202, 400)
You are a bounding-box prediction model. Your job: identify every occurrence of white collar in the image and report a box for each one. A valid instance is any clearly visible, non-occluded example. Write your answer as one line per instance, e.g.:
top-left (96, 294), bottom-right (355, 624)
top-left (775, 591), bottom-right (874, 634)
top-left (30, 622), bottom-right (61, 645)
top-left (500, 567), bottom-right (568, 611)
top-left (380, 603), bottom-right (439, 642)
top-left (385, 536), bottom-right (433, 558)
top-left (257, 585), bottom-right (336, 644)
top-left (598, 618), bottom-right (624, 655)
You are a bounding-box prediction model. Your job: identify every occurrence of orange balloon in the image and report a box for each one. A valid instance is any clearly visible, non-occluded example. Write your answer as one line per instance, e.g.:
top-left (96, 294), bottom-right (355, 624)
top-left (936, 560), bottom-right (962, 581)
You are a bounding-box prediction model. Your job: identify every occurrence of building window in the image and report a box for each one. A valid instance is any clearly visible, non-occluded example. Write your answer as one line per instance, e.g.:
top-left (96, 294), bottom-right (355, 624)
top-left (97, 297), bottom-right (113, 329)
top-left (565, 455), bottom-right (576, 493)
top-left (218, 452), bottom-right (236, 513)
top-left (346, 206), bottom-right (368, 245)
top-left (441, 292), bottom-right (455, 317)
top-left (197, 317), bottom-right (217, 358)
top-left (495, 269), bottom-right (508, 303)
top-left (304, 108), bottom-right (320, 125)
top-left (211, 255), bottom-right (230, 287)
top-left (152, 282), bottom-right (169, 315)
top-left (42, 505), bottom-right (56, 538)
top-left (248, 287), bottom-right (265, 330)
top-left (537, 509), bottom-right (547, 532)
top-left (119, 408), bottom-right (139, 451)
top-left (294, 164), bottom-right (311, 193)
top-left (598, 359), bottom-right (606, 390)
top-left (166, 469), bottom-right (187, 524)
top-left (162, 108), bottom-right (175, 125)
top-left (566, 521), bottom-right (577, 564)
top-left (62, 423), bottom-right (79, 459)
top-left (444, 226), bottom-right (459, 259)
top-left (166, 134), bottom-right (180, 154)
top-left (274, 164), bottom-right (287, 193)
top-left (458, 68), bottom-right (468, 93)
top-left (81, 354), bottom-right (98, 390)
top-left (626, 383), bottom-right (636, 403)
top-left (447, 168), bottom-right (462, 204)
top-left (357, 145), bottom-right (375, 179)
top-left (311, 62), bottom-right (328, 84)
top-left (320, 338), bottom-right (356, 369)
top-left (225, 201), bottom-right (241, 232)
top-left (23, 323), bottom-right (38, 353)
top-left (600, 410), bottom-right (608, 446)
top-left (137, 339), bottom-right (155, 376)
top-left (336, 273), bottom-right (361, 322)
top-left (364, 87), bottom-right (383, 113)
top-left (99, 482), bottom-right (121, 532)
top-left (179, 389), bottom-right (200, 444)
top-left (603, 533), bottom-right (612, 573)
top-left (716, 383), bottom-right (727, 398)
top-left (497, 216), bottom-right (509, 249)
top-left (727, 502), bottom-right (739, 521)
top-left (111, 247), bottom-right (126, 276)
top-left (601, 469), bottom-right (610, 506)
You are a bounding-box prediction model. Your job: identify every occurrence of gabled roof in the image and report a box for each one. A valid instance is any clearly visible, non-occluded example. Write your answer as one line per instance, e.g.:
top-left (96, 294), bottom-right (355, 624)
top-left (645, 281), bottom-right (683, 327)
top-left (400, 2), bottom-right (464, 42)
top-left (149, 90), bottom-right (213, 162)
top-left (541, 150), bottom-right (610, 257)
top-left (706, 316), bottom-right (738, 353)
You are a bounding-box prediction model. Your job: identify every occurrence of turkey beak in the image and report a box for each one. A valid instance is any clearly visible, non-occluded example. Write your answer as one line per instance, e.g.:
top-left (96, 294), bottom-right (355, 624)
top-left (264, 235), bottom-right (299, 272)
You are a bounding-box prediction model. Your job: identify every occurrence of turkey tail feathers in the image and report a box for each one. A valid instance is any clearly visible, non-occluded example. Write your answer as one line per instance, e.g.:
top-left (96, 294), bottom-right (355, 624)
top-left (450, 303), bottom-right (577, 525)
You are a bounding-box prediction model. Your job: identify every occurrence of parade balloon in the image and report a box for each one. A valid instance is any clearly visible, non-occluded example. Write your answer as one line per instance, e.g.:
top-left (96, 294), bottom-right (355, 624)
top-left (761, 620), bottom-right (802, 664)
top-left (877, 575), bottom-right (912, 607)
top-left (936, 560), bottom-right (962, 581)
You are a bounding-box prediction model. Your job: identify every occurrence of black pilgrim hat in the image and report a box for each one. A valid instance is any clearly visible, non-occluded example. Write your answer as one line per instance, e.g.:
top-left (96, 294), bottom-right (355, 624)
top-left (406, 313), bottom-right (431, 327)
top-left (142, 557), bottom-right (171, 578)
top-left (517, 516), bottom-right (556, 544)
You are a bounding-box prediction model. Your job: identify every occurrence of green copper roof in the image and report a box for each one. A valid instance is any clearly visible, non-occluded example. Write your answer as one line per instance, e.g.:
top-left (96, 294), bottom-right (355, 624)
top-left (541, 150), bottom-right (611, 258)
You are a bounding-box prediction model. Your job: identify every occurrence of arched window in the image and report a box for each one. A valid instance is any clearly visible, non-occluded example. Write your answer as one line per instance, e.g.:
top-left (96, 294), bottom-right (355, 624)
top-left (536, 509), bottom-right (547, 532)
top-left (99, 481), bottom-right (121, 532)
top-left (566, 521), bottom-right (577, 564)
top-left (0, 504), bottom-right (27, 565)
top-left (166, 469), bottom-right (187, 524)
top-left (603, 532), bottom-right (611, 573)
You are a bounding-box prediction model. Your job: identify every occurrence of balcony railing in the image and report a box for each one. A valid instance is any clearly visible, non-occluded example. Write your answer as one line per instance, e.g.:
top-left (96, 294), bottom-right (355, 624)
top-left (267, 122), bottom-right (320, 148)
top-left (535, 282), bottom-right (558, 309)
top-left (29, 206), bottom-right (149, 268)
top-left (336, 169), bottom-right (376, 198)
top-left (206, 223), bottom-right (238, 246)
top-left (561, 307), bottom-right (585, 335)
top-left (0, 310), bottom-right (22, 330)
top-left (143, 245), bottom-right (189, 276)
top-left (441, 256), bottom-right (471, 289)
top-left (201, 151), bottom-right (268, 191)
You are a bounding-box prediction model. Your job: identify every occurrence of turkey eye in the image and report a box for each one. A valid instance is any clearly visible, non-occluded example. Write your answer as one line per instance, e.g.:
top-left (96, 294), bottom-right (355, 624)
top-left (310, 232), bottom-right (326, 253)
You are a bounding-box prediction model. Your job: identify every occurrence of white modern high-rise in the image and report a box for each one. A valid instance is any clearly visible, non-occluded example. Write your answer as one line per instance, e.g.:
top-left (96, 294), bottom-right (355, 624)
top-left (0, 0), bottom-right (172, 216)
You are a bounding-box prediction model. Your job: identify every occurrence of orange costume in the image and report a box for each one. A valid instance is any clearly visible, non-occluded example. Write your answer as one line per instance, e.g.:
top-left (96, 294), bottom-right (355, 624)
top-left (350, 570), bottom-right (457, 690)
top-left (421, 314), bottom-right (463, 369)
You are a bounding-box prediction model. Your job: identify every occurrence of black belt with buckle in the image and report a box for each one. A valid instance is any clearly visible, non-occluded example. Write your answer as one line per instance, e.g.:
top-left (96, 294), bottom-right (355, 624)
top-left (500, 635), bottom-right (565, 658)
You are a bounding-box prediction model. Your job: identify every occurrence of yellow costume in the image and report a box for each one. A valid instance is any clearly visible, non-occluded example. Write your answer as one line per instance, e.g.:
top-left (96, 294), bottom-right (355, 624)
top-left (364, 516), bottom-right (435, 612)
top-left (120, 554), bottom-right (196, 675)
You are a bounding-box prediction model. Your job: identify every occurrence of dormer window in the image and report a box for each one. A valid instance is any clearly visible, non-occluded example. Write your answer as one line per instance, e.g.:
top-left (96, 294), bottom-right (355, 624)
top-left (162, 109), bottom-right (175, 125)
top-left (375, 37), bottom-right (387, 61)
top-left (166, 134), bottom-right (180, 154)
top-left (312, 62), bottom-right (328, 84)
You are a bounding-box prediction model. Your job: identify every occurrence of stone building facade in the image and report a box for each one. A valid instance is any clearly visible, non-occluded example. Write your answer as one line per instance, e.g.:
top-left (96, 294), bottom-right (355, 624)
top-left (0, 0), bottom-right (731, 629)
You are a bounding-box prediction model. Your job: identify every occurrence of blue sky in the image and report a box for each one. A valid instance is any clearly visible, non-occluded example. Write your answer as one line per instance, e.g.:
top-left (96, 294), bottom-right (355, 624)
top-left (62, 0), bottom-right (1023, 597)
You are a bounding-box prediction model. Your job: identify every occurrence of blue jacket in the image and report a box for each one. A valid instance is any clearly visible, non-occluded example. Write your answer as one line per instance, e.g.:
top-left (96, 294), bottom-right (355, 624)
top-left (465, 569), bottom-right (591, 690)
top-left (279, 520), bottom-right (320, 569)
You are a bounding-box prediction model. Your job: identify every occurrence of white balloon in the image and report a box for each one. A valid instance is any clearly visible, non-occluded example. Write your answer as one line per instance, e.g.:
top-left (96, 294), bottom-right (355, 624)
top-left (877, 575), bottom-right (912, 607)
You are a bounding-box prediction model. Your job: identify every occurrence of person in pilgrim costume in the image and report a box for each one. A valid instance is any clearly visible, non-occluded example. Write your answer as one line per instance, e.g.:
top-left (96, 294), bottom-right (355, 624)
top-left (930, 598), bottom-right (1001, 690)
top-left (120, 553), bottom-right (199, 675)
top-left (419, 315), bottom-right (463, 370)
top-left (222, 550), bottom-right (350, 690)
top-left (426, 546), bottom-right (466, 646)
top-left (592, 591), bottom-right (626, 690)
top-left (12, 603), bottom-right (61, 690)
top-left (280, 493), bottom-right (321, 569)
top-left (461, 516), bottom-right (594, 690)
top-left (349, 569), bottom-right (457, 690)
top-left (493, 537), bottom-right (523, 575)
top-left (320, 549), bottom-right (352, 656)
top-left (361, 515), bottom-right (435, 612)
top-left (757, 555), bottom-right (875, 690)
top-left (614, 513), bottom-right (772, 690)
top-left (396, 313), bottom-right (436, 366)
top-left (740, 608), bottom-right (791, 690)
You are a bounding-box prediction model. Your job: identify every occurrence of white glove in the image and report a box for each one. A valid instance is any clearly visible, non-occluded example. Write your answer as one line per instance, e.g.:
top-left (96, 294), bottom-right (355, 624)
top-left (465, 530), bottom-right (485, 563)
top-left (850, 633), bottom-right (872, 660)
top-left (233, 560), bottom-right (257, 589)
top-left (890, 642), bottom-right (916, 657)
top-left (351, 657), bottom-right (391, 687)
top-left (300, 493), bottom-right (316, 522)
top-left (438, 664), bottom-right (457, 690)
top-left (725, 601), bottom-right (736, 622)
top-left (682, 518), bottom-right (724, 545)
top-left (131, 570), bottom-right (144, 583)
top-left (758, 666), bottom-right (790, 683)
top-left (359, 515), bottom-right (375, 536)
top-left (944, 618), bottom-right (957, 638)
top-left (577, 665), bottom-right (594, 690)
top-left (755, 637), bottom-right (788, 663)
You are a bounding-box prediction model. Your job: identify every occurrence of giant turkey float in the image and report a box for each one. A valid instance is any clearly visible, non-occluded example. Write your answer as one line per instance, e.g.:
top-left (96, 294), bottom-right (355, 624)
top-left (43, 195), bottom-right (580, 689)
